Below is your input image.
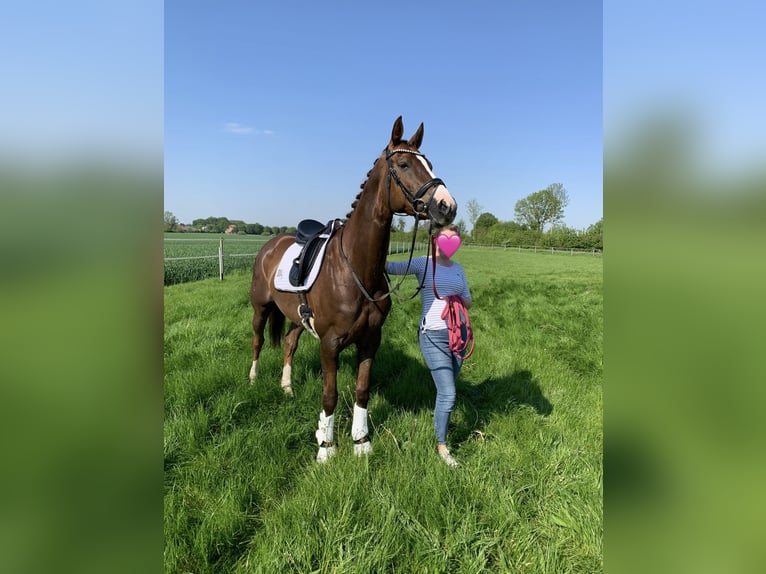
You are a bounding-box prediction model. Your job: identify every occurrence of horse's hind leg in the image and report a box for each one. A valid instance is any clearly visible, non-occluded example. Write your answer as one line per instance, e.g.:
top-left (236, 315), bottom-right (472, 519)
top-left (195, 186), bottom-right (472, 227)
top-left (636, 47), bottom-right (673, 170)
top-left (249, 302), bottom-right (272, 383)
top-left (280, 321), bottom-right (304, 397)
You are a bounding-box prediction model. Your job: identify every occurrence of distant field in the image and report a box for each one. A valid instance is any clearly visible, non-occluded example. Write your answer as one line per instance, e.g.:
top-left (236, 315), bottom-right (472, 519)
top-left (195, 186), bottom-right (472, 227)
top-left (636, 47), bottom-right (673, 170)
top-left (164, 248), bottom-right (603, 573)
top-left (163, 234), bottom-right (268, 284)
top-left (163, 232), bottom-right (429, 285)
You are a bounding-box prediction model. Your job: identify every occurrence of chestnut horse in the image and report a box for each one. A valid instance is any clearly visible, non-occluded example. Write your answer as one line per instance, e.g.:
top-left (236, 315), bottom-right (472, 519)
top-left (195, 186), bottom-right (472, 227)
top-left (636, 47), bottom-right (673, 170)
top-left (249, 117), bottom-right (457, 462)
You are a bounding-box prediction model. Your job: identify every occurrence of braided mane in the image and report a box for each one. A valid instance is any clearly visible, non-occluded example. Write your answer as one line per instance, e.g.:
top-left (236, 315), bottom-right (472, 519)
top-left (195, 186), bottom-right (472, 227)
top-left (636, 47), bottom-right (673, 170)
top-left (345, 160), bottom-right (378, 219)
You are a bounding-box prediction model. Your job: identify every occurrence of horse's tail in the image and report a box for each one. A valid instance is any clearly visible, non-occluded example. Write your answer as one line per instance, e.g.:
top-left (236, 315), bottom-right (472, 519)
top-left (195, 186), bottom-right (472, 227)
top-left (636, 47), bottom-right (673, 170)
top-left (267, 305), bottom-right (286, 347)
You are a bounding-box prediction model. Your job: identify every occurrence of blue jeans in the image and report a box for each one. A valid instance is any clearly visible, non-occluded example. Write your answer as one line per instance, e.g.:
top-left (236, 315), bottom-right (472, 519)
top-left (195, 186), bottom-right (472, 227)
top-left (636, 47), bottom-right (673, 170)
top-left (419, 328), bottom-right (463, 445)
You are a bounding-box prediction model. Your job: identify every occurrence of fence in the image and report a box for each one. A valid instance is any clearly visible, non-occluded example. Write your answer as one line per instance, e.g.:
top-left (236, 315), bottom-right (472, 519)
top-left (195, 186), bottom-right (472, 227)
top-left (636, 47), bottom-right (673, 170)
top-left (163, 237), bottom-right (430, 285)
top-left (465, 242), bottom-right (602, 256)
top-left (164, 236), bottom-right (602, 286)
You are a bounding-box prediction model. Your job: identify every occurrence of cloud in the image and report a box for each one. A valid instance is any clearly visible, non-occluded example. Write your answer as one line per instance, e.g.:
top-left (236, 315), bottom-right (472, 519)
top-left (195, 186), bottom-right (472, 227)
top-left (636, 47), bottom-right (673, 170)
top-left (223, 122), bottom-right (254, 134)
top-left (222, 122), bottom-right (274, 136)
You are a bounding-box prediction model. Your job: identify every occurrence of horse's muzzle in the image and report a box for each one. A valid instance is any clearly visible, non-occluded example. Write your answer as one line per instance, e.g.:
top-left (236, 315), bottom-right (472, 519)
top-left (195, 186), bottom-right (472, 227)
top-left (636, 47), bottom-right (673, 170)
top-left (430, 197), bottom-right (457, 226)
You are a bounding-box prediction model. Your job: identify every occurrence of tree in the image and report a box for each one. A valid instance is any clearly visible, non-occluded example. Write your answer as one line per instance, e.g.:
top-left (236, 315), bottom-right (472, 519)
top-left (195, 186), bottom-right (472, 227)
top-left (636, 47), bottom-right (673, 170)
top-left (514, 183), bottom-right (569, 232)
top-left (582, 218), bottom-right (603, 250)
top-left (465, 199), bottom-right (483, 233)
top-left (472, 212), bottom-right (499, 242)
top-left (164, 211), bottom-right (178, 232)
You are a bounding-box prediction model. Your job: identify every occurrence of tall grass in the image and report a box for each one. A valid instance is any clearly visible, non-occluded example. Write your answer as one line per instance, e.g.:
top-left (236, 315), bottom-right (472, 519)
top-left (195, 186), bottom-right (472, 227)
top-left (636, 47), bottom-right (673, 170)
top-left (164, 248), bottom-right (602, 573)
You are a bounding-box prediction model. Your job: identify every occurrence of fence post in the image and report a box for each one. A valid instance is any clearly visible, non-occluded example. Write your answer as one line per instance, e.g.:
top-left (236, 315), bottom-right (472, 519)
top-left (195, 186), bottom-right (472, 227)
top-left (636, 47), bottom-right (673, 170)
top-left (218, 238), bottom-right (224, 280)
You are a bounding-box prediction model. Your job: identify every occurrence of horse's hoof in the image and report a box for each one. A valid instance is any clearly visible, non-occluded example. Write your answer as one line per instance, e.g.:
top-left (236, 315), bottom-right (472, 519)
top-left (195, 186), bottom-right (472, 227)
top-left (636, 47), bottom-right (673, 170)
top-left (353, 441), bottom-right (372, 456)
top-left (281, 384), bottom-right (294, 397)
top-left (316, 445), bottom-right (336, 463)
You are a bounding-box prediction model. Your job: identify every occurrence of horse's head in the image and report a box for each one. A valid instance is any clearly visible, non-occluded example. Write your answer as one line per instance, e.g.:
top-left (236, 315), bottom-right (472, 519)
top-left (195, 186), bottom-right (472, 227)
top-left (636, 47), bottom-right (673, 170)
top-left (383, 116), bottom-right (457, 227)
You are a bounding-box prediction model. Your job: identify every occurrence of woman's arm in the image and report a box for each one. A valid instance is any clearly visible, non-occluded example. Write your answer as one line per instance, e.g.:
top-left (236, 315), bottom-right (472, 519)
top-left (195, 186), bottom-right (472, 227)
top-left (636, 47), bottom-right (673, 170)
top-left (386, 257), bottom-right (425, 276)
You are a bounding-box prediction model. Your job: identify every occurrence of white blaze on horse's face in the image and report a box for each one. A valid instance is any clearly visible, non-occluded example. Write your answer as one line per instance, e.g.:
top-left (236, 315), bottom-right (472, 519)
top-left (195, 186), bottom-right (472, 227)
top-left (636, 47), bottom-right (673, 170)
top-left (415, 155), bottom-right (457, 224)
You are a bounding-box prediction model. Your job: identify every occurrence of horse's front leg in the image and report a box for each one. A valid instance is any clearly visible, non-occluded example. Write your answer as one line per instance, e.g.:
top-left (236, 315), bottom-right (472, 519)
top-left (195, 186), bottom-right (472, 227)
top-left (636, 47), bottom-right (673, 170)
top-left (352, 330), bottom-right (381, 456)
top-left (315, 336), bottom-right (340, 463)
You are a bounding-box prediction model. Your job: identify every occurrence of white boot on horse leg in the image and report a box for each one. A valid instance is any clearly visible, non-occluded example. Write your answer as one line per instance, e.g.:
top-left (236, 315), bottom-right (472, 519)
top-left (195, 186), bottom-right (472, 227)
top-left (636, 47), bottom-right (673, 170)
top-left (280, 364), bottom-right (294, 397)
top-left (351, 404), bottom-right (372, 456)
top-left (315, 410), bottom-right (336, 463)
top-left (249, 360), bottom-right (258, 384)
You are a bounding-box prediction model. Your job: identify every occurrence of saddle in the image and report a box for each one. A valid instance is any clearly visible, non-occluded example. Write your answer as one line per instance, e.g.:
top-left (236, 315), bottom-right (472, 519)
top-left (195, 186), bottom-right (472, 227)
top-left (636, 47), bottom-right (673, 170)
top-left (289, 218), bottom-right (342, 288)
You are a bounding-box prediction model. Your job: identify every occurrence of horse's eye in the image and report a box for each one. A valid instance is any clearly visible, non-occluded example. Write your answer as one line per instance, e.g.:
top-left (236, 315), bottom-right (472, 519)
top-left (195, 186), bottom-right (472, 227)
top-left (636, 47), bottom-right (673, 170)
top-left (398, 162), bottom-right (409, 169)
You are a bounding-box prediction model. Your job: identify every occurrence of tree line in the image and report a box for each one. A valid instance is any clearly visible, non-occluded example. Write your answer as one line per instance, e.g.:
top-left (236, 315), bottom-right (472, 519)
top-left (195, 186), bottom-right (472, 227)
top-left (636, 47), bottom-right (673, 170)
top-left (163, 214), bottom-right (297, 236)
top-left (164, 182), bottom-right (602, 250)
top-left (461, 183), bottom-right (601, 250)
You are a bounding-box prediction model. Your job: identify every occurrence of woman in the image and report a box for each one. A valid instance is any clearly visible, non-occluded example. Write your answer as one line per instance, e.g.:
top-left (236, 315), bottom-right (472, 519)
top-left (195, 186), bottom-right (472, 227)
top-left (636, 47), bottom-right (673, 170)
top-left (386, 224), bottom-right (473, 467)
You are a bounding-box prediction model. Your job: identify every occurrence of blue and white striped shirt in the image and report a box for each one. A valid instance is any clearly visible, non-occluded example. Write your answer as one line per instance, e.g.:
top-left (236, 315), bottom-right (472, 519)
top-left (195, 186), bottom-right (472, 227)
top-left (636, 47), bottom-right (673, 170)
top-left (387, 256), bottom-right (472, 331)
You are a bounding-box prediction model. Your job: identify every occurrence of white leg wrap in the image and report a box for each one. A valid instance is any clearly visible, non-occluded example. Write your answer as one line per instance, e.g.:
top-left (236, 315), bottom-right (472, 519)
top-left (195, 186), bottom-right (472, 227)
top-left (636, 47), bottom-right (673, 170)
top-left (280, 364), bottom-right (293, 396)
top-left (249, 360), bottom-right (258, 383)
top-left (316, 445), bottom-right (336, 463)
top-left (352, 404), bottom-right (372, 456)
top-left (315, 410), bottom-right (336, 463)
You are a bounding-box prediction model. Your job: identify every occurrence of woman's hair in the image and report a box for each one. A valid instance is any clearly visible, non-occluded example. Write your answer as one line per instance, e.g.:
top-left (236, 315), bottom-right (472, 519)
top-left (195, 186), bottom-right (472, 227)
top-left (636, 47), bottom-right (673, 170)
top-left (434, 223), bottom-right (461, 237)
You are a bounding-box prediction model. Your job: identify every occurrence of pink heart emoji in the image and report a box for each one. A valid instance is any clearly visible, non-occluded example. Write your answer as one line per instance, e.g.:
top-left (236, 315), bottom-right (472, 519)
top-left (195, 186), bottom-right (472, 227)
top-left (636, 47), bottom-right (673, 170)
top-left (437, 234), bottom-right (461, 258)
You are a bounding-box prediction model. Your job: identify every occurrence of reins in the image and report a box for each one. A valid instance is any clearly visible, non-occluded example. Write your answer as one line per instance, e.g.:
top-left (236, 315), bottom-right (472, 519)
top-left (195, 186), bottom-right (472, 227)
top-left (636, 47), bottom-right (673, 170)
top-left (338, 210), bottom-right (432, 303)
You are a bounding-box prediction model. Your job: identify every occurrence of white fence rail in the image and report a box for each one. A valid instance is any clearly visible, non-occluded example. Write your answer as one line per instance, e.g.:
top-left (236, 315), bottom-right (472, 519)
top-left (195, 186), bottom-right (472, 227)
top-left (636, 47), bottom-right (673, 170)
top-left (466, 243), bottom-right (602, 256)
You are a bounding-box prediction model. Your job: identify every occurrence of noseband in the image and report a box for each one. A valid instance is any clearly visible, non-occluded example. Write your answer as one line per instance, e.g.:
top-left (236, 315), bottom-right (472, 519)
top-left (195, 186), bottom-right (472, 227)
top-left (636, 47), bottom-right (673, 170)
top-left (385, 148), bottom-right (445, 216)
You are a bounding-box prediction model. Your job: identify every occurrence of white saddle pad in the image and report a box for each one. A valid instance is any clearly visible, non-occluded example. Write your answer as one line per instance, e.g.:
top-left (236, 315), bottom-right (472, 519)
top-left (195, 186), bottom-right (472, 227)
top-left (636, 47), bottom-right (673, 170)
top-left (273, 235), bottom-right (331, 293)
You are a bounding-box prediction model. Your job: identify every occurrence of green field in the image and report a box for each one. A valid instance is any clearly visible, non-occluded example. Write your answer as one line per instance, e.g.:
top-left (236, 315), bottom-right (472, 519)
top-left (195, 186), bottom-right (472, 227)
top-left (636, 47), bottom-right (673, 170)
top-left (163, 234), bottom-right (268, 285)
top-left (164, 248), bottom-right (603, 573)
top-left (163, 232), bottom-right (430, 285)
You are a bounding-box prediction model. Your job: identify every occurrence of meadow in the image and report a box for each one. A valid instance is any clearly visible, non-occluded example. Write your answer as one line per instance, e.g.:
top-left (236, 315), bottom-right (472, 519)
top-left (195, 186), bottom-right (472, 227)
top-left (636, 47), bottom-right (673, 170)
top-left (164, 247), bottom-right (603, 573)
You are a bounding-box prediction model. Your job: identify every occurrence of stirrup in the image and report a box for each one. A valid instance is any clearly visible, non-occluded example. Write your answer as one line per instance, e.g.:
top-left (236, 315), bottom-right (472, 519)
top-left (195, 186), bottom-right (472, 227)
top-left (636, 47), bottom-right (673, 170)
top-left (298, 304), bottom-right (319, 339)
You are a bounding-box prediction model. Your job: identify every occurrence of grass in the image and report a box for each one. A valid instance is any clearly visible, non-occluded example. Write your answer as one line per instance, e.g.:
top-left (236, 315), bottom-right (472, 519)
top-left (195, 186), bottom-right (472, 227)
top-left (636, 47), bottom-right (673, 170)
top-left (164, 248), bottom-right (602, 573)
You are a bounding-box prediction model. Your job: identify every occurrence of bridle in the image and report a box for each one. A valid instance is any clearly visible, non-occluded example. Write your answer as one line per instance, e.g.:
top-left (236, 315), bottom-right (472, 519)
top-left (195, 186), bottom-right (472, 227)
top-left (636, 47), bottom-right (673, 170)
top-left (339, 146), bottom-right (446, 303)
top-left (385, 147), bottom-right (446, 217)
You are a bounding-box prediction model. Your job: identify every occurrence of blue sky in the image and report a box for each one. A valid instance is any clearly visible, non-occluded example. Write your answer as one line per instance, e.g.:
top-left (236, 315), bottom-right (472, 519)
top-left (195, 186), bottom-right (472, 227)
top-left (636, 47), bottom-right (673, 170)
top-left (165, 1), bottom-right (603, 231)
top-left (604, 1), bottom-right (766, 173)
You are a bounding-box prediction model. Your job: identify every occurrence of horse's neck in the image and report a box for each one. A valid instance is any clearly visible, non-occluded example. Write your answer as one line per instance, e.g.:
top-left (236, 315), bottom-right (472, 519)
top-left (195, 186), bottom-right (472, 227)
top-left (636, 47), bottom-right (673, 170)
top-left (343, 178), bottom-right (391, 281)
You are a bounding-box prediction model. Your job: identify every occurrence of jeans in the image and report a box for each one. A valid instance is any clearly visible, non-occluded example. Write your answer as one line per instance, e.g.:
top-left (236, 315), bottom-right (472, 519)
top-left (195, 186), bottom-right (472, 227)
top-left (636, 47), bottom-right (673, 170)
top-left (419, 328), bottom-right (463, 445)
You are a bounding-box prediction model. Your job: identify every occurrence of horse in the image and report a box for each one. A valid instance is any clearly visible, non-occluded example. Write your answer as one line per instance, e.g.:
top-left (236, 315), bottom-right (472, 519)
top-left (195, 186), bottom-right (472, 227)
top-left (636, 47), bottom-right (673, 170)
top-left (249, 116), bottom-right (457, 462)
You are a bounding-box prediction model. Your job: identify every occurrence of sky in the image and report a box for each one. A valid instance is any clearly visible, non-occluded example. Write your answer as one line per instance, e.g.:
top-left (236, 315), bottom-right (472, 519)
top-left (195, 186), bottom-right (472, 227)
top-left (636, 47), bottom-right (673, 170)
top-left (164, 1), bottom-right (603, 231)
top-left (604, 0), bottom-right (766, 174)
top-left (1, 0), bottom-right (163, 163)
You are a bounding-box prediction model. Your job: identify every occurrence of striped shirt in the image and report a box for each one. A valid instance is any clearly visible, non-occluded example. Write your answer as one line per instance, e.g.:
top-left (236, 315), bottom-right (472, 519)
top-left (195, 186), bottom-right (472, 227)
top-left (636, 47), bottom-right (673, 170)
top-left (387, 256), bottom-right (472, 331)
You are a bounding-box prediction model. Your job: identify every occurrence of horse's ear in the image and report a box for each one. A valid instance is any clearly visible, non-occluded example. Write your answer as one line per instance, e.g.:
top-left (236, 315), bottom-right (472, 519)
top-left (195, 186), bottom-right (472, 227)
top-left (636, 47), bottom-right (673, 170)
top-left (390, 116), bottom-right (404, 146)
top-left (408, 122), bottom-right (424, 149)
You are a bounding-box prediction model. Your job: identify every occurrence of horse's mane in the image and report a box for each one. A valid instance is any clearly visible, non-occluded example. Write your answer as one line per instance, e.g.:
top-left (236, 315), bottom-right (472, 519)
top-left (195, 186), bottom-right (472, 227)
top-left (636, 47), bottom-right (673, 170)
top-left (345, 160), bottom-right (378, 219)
